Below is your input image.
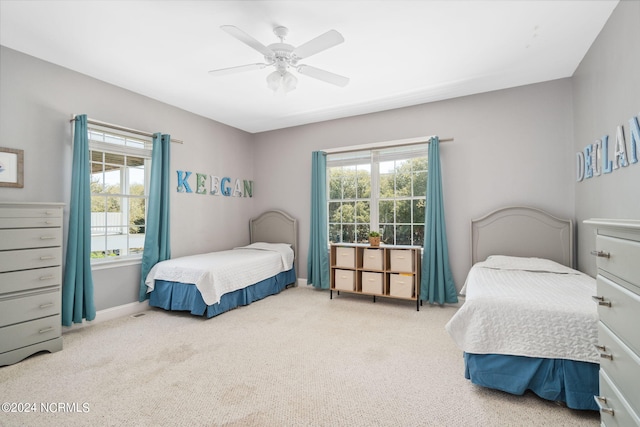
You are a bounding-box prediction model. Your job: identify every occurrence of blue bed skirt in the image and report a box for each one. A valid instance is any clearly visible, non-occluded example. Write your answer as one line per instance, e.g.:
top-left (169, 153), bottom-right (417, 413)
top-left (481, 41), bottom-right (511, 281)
top-left (149, 268), bottom-right (296, 318)
top-left (463, 352), bottom-right (599, 411)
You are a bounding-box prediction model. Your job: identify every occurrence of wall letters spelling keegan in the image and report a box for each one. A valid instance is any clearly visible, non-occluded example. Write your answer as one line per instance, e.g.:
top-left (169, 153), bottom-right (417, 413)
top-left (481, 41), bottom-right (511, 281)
top-left (576, 114), bottom-right (639, 182)
top-left (176, 171), bottom-right (253, 197)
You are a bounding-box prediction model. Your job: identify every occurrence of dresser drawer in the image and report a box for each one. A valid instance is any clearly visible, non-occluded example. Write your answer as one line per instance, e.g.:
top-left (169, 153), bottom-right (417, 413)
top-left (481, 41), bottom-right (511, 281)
top-left (0, 206), bottom-right (62, 219)
top-left (0, 216), bottom-right (63, 229)
top-left (596, 275), bottom-right (640, 355)
top-left (0, 315), bottom-right (61, 354)
top-left (0, 228), bottom-right (62, 250)
top-left (0, 248), bottom-right (63, 273)
top-left (596, 235), bottom-right (640, 288)
top-left (597, 370), bottom-right (640, 427)
top-left (0, 287), bottom-right (61, 327)
top-left (597, 322), bottom-right (640, 414)
top-left (0, 267), bottom-right (61, 294)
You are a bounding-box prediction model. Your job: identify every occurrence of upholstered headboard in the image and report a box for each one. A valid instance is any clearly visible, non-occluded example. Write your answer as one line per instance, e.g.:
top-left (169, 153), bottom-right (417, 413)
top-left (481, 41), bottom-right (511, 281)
top-left (250, 210), bottom-right (298, 272)
top-left (471, 206), bottom-right (574, 268)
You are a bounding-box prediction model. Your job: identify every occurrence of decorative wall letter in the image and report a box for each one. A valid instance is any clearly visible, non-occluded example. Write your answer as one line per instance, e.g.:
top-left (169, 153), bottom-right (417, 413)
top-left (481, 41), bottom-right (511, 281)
top-left (243, 180), bottom-right (253, 198)
top-left (220, 177), bottom-right (231, 196)
top-left (613, 125), bottom-right (629, 169)
top-left (584, 145), bottom-right (593, 179)
top-left (629, 115), bottom-right (639, 164)
top-left (233, 179), bottom-right (243, 197)
top-left (601, 135), bottom-right (613, 174)
top-left (576, 151), bottom-right (585, 182)
top-left (176, 170), bottom-right (193, 193)
top-left (210, 176), bottom-right (220, 195)
top-left (592, 139), bottom-right (601, 177)
top-left (196, 173), bottom-right (207, 194)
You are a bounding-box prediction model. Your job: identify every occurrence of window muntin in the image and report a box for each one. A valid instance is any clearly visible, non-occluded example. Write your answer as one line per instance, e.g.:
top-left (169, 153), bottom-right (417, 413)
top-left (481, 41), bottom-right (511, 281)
top-left (88, 127), bottom-right (152, 262)
top-left (327, 144), bottom-right (427, 247)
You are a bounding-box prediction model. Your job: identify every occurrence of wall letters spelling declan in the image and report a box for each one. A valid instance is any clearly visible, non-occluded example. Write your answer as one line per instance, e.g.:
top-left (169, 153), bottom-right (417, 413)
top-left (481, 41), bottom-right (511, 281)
top-left (576, 113), bottom-right (639, 182)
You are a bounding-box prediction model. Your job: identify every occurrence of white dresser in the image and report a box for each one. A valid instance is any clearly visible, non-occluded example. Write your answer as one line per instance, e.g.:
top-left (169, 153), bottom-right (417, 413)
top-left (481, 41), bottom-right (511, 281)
top-left (0, 202), bottom-right (64, 366)
top-left (584, 219), bottom-right (640, 427)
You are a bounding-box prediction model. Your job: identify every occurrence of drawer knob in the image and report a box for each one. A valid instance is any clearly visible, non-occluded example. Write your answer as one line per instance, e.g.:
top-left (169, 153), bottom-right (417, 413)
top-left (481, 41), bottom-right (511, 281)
top-left (39, 256), bottom-right (56, 260)
top-left (599, 351), bottom-right (613, 361)
top-left (594, 396), bottom-right (615, 416)
top-left (39, 303), bottom-right (54, 309)
top-left (40, 236), bottom-right (56, 240)
top-left (38, 327), bottom-right (54, 334)
top-left (590, 250), bottom-right (611, 259)
top-left (591, 295), bottom-right (612, 307)
top-left (39, 275), bottom-right (55, 281)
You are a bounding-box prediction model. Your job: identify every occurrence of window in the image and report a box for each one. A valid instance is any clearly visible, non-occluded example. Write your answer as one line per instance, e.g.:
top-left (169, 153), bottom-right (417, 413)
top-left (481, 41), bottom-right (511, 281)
top-left (88, 125), bottom-right (152, 262)
top-left (327, 143), bottom-right (428, 246)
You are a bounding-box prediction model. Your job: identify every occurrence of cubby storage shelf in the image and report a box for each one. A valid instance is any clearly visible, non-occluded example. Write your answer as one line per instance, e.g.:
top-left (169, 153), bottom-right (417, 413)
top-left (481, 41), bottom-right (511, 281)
top-left (330, 243), bottom-right (422, 311)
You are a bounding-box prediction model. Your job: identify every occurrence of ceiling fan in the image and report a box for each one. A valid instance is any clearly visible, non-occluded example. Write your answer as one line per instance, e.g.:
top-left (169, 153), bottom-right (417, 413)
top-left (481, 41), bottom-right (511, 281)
top-left (209, 25), bottom-right (349, 93)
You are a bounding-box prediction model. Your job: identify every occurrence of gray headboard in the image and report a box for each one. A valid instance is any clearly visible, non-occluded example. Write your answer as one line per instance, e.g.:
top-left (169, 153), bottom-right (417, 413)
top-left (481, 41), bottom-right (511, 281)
top-left (471, 206), bottom-right (574, 268)
top-left (250, 210), bottom-right (298, 272)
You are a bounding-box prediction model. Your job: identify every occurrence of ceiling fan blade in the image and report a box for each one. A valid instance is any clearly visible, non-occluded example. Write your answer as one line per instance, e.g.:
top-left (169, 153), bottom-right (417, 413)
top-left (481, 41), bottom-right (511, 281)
top-left (293, 29), bottom-right (344, 59)
top-left (297, 65), bottom-right (349, 87)
top-left (208, 63), bottom-right (269, 76)
top-left (221, 25), bottom-right (274, 58)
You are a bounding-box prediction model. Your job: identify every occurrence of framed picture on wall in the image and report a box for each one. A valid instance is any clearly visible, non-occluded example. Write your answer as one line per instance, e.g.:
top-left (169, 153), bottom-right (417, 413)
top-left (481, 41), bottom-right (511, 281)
top-left (0, 147), bottom-right (24, 188)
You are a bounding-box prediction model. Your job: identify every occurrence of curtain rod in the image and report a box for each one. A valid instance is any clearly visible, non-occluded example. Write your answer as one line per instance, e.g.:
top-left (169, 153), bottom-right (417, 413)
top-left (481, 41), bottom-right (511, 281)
top-left (70, 116), bottom-right (183, 144)
top-left (323, 136), bottom-right (453, 155)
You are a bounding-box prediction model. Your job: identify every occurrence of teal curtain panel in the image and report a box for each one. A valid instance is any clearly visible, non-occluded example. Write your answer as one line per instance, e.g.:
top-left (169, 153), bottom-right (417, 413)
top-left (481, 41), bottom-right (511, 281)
top-left (307, 151), bottom-right (330, 289)
top-left (139, 133), bottom-right (171, 301)
top-left (421, 136), bottom-right (458, 304)
top-left (62, 114), bottom-right (96, 326)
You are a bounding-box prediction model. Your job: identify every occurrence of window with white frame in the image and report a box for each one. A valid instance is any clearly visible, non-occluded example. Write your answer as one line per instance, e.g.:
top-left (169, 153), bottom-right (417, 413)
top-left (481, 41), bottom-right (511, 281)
top-left (327, 143), bottom-right (428, 246)
top-left (88, 125), bottom-right (152, 262)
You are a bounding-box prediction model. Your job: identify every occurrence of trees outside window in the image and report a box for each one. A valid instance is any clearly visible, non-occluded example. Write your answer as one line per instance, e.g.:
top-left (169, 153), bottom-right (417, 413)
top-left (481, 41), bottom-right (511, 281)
top-left (327, 144), bottom-right (428, 247)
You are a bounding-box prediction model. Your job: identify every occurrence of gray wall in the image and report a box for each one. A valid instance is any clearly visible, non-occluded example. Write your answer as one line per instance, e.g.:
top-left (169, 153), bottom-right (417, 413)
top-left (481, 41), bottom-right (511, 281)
top-left (253, 79), bottom-right (576, 289)
top-left (0, 46), bottom-right (255, 310)
top-left (572, 0), bottom-right (640, 277)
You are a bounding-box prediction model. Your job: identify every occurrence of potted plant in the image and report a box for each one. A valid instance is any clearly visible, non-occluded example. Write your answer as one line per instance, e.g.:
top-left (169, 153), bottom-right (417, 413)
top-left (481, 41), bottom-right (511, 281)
top-left (368, 231), bottom-right (381, 247)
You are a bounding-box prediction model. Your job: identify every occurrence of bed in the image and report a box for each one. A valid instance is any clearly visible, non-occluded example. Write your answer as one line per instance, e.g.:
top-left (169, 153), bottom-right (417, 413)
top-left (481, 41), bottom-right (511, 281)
top-left (445, 206), bottom-right (599, 411)
top-left (145, 210), bottom-right (298, 318)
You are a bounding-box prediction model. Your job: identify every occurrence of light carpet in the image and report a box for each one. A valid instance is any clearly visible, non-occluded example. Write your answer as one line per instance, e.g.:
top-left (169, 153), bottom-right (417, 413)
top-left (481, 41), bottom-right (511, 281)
top-left (0, 285), bottom-right (600, 426)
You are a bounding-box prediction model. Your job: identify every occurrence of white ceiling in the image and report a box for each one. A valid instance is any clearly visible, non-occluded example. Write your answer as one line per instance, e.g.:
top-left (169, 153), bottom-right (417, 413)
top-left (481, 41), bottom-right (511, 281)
top-left (0, 1), bottom-right (618, 133)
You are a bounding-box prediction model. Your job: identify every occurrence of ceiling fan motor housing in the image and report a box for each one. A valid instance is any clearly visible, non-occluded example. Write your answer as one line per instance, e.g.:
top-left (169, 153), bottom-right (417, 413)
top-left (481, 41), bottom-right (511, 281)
top-left (266, 43), bottom-right (297, 74)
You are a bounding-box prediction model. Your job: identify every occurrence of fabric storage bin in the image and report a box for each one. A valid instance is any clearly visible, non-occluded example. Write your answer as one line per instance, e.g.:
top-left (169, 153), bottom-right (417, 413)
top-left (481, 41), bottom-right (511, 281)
top-left (362, 248), bottom-right (383, 270)
top-left (361, 272), bottom-right (383, 295)
top-left (390, 249), bottom-right (414, 272)
top-left (335, 247), bottom-right (356, 268)
top-left (389, 273), bottom-right (414, 298)
top-left (334, 269), bottom-right (355, 291)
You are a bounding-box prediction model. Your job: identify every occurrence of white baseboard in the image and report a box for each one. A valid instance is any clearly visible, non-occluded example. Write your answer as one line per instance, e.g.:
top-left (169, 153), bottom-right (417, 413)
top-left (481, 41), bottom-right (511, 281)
top-left (62, 300), bottom-right (150, 333)
top-left (296, 278), bottom-right (307, 287)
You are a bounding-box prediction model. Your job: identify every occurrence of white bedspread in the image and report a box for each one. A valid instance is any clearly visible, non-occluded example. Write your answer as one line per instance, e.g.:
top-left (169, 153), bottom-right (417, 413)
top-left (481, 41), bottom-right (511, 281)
top-left (445, 256), bottom-right (599, 363)
top-left (145, 242), bottom-right (294, 306)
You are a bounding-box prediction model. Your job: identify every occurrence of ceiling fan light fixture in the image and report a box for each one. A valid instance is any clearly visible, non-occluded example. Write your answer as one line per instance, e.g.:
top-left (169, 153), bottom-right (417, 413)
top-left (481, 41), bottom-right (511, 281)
top-left (266, 70), bottom-right (298, 94)
top-left (266, 70), bottom-right (282, 91)
top-left (282, 71), bottom-right (297, 92)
